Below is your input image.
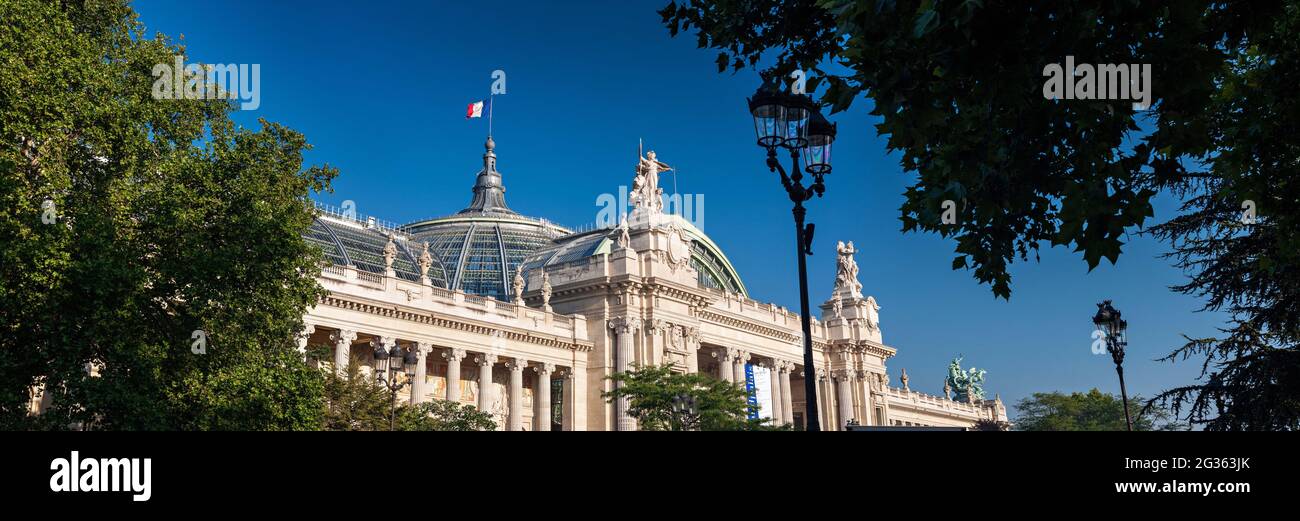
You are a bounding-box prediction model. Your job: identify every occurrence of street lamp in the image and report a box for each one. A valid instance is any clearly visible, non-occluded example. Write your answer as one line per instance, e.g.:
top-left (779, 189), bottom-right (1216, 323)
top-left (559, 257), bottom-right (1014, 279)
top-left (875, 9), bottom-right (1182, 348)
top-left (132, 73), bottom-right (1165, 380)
top-left (672, 394), bottom-right (698, 431)
top-left (1092, 300), bottom-right (1132, 431)
top-left (747, 74), bottom-right (836, 431)
top-left (374, 341), bottom-right (418, 430)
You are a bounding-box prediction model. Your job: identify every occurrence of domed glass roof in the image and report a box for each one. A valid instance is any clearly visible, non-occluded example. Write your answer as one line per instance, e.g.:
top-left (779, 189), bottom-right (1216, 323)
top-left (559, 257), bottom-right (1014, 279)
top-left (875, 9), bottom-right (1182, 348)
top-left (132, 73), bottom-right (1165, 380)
top-left (305, 214), bottom-right (450, 287)
top-left (404, 137), bottom-right (568, 301)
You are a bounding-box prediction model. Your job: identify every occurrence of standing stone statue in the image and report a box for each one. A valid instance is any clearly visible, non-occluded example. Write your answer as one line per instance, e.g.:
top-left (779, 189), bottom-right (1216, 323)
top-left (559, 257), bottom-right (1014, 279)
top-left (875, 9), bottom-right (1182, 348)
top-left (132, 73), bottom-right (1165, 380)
top-left (834, 241), bottom-right (863, 298)
top-left (512, 265), bottom-right (525, 304)
top-left (383, 233), bottom-right (398, 272)
top-left (632, 150), bottom-right (672, 213)
top-left (417, 241), bottom-right (432, 280)
top-left (540, 272), bottom-right (552, 310)
top-left (615, 215), bottom-right (631, 249)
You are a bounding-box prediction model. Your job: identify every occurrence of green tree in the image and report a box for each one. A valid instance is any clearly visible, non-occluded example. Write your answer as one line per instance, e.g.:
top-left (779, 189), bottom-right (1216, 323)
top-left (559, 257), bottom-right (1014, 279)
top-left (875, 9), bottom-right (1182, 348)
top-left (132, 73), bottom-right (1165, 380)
top-left (604, 364), bottom-right (784, 431)
top-left (0, 0), bottom-right (336, 429)
top-left (971, 419), bottom-right (1010, 432)
top-left (320, 354), bottom-right (496, 431)
top-left (1014, 390), bottom-right (1183, 431)
top-left (321, 357), bottom-right (392, 431)
top-left (660, 0), bottom-right (1300, 430)
top-left (397, 400), bottom-right (497, 431)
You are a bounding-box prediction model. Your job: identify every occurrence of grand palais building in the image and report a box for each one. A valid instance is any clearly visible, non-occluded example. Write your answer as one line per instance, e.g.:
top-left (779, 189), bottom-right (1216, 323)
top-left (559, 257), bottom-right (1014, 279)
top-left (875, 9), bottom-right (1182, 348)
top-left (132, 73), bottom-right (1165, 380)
top-left (294, 137), bottom-right (1008, 431)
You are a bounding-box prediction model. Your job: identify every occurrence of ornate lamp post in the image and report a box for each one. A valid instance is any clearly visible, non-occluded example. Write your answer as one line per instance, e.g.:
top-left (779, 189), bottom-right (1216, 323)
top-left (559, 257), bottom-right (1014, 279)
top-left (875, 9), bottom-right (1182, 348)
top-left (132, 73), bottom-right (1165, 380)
top-left (671, 394), bottom-right (699, 431)
top-left (747, 75), bottom-right (836, 431)
top-left (373, 341), bottom-right (418, 431)
top-left (1092, 300), bottom-right (1132, 431)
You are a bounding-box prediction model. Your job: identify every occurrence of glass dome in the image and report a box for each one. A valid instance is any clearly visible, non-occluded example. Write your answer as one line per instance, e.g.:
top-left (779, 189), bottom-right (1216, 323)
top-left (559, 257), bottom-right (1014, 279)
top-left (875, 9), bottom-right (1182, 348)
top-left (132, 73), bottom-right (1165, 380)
top-left (403, 137), bottom-right (568, 301)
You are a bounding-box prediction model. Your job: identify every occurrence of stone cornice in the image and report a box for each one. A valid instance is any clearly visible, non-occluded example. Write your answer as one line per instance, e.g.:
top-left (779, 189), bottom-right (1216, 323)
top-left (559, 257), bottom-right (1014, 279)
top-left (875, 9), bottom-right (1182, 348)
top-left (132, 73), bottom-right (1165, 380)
top-left (318, 294), bottom-right (592, 352)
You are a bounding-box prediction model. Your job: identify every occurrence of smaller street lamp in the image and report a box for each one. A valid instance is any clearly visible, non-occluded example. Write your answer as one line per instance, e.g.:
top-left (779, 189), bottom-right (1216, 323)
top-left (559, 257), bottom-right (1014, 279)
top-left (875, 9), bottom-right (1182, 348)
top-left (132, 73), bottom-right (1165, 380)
top-left (672, 394), bottom-right (699, 431)
top-left (1092, 300), bottom-right (1132, 431)
top-left (374, 342), bottom-right (418, 430)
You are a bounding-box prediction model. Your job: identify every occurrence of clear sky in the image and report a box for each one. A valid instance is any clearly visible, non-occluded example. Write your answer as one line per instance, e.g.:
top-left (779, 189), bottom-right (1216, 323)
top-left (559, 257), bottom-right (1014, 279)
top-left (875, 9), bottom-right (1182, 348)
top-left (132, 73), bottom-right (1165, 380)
top-left (131, 0), bottom-right (1222, 416)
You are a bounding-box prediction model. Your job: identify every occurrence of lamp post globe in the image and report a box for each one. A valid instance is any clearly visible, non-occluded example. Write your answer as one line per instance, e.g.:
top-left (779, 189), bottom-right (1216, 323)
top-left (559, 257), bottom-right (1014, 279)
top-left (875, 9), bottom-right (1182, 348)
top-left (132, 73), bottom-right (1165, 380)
top-left (802, 109), bottom-right (836, 176)
top-left (748, 77), bottom-right (788, 148)
top-left (387, 344), bottom-right (406, 375)
top-left (781, 93), bottom-right (814, 150)
top-left (403, 347), bottom-right (419, 379)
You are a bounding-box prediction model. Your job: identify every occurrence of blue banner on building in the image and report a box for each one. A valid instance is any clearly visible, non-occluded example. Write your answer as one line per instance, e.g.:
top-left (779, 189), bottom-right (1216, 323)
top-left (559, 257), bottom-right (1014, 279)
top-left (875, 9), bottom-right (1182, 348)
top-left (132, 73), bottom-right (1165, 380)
top-left (744, 364), bottom-right (759, 420)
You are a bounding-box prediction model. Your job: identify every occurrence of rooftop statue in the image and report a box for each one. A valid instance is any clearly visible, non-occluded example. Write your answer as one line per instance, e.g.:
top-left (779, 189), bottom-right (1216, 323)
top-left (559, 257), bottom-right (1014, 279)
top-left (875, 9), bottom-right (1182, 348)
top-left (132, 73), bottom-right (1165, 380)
top-left (834, 241), bottom-right (863, 298)
top-left (945, 356), bottom-right (987, 402)
top-left (540, 272), bottom-right (552, 309)
top-left (512, 265), bottom-right (525, 304)
top-left (383, 233), bottom-right (398, 271)
top-left (418, 241), bottom-right (433, 279)
top-left (631, 150), bottom-right (672, 214)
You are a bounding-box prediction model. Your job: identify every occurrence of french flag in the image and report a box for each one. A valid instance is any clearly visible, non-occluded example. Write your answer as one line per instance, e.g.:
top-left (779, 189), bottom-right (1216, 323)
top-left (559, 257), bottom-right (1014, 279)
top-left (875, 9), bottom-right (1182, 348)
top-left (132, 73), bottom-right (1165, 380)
top-left (466, 100), bottom-right (485, 119)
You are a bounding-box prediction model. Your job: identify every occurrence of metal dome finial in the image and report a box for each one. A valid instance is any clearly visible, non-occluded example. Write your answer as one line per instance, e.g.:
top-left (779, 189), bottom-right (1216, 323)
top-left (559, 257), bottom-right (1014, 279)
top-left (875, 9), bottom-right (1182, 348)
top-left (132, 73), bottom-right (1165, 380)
top-left (458, 136), bottom-right (514, 215)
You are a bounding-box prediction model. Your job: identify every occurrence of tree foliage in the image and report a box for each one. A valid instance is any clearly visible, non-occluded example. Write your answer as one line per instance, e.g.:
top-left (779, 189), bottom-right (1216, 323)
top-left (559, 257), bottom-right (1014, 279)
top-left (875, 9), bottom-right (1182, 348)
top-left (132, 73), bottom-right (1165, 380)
top-left (1015, 389), bottom-right (1183, 431)
top-left (397, 399), bottom-right (497, 432)
top-left (321, 357), bottom-right (393, 431)
top-left (0, 0), bottom-right (336, 429)
top-left (661, 0), bottom-right (1300, 430)
top-left (321, 355), bottom-right (496, 431)
top-left (604, 364), bottom-right (784, 431)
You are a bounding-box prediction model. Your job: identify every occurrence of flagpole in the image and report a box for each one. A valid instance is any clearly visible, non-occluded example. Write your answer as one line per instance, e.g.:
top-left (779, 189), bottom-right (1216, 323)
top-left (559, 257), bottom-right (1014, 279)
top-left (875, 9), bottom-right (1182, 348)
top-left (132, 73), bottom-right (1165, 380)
top-left (488, 94), bottom-right (494, 138)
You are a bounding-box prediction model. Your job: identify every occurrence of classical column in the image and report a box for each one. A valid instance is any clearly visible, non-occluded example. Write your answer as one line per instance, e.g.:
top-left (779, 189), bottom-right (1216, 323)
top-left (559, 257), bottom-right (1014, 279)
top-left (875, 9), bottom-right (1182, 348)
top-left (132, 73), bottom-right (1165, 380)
top-left (835, 370), bottom-right (855, 429)
top-left (475, 354), bottom-right (497, 414)
top-left (534, 363), bottom-right (555, 431)
top-left (411, 342), bottom-right (432, 404)
top-left (732, 350), bottom-right (749, 388)
top-left (608, 317), bottom-right (640, 431)
top-left (768, 361), bottom-right (785, 424)
top-left (776, 362), bottom-right (792, 425)
top-left (506, 358), bottom-right (527, 431)
top-left (684, 327), bottom-right (701, 374)
top-left (715, 348), bottom-right (735, 383)
top-left (295, 324), bottom-right (315, 359)
top-left (858, 371), bottom-right (875, 426)
top-left (329, 329), bottom-right (357, 376)
top-left (443, 348), bottom-right (466, 402)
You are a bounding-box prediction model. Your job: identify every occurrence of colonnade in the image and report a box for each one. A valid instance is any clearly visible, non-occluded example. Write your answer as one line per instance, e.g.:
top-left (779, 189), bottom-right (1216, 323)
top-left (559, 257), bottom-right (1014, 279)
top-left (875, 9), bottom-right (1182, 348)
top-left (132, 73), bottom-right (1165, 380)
top-left (321, 327), bottom-right (573, 431)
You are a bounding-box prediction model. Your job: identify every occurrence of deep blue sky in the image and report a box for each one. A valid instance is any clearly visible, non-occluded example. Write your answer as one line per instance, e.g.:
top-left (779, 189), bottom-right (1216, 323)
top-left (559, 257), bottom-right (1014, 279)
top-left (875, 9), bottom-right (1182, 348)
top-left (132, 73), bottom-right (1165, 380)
top-left (132, 0), bottom-right (1222, 416)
